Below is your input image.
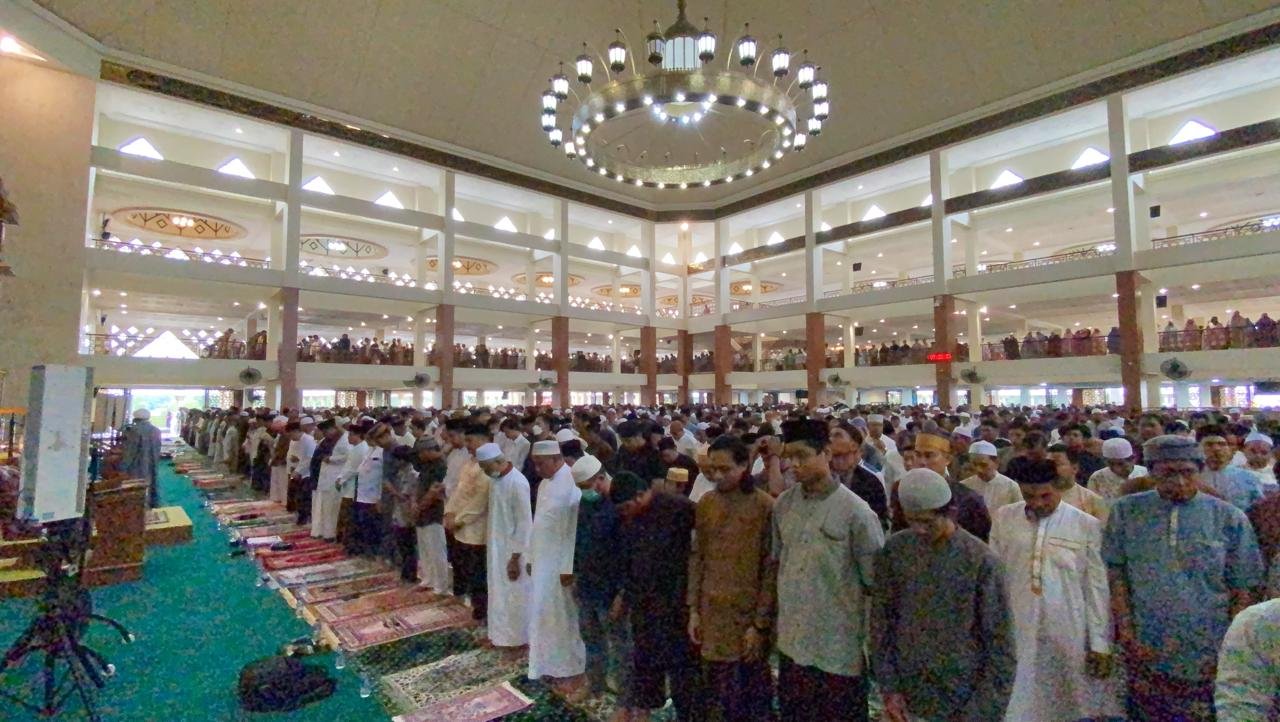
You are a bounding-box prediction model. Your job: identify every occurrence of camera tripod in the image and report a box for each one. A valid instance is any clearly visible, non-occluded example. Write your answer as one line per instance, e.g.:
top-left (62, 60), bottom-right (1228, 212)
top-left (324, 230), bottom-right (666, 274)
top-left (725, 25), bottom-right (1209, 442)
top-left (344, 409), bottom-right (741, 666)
top-left (0, 514), bottom-right (133, 720)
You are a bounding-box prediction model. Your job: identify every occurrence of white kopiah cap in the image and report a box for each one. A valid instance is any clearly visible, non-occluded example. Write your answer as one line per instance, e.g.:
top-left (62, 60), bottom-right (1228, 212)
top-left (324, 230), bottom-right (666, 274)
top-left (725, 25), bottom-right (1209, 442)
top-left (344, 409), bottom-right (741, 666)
top-left (571, 455), bottom-right (608, 485)
top-left (898, 468), bottom-right (953, 513)
top-left (132, 408), bottom-right (150, 421)
top-left (475, 442), bottom-right (503, 462)
top-left (968, 440), bottom-right (998, 457)
top-left (532, 440), bottom-right (561, 456)
top-left (1101, 437), bottom-right (1134, 460)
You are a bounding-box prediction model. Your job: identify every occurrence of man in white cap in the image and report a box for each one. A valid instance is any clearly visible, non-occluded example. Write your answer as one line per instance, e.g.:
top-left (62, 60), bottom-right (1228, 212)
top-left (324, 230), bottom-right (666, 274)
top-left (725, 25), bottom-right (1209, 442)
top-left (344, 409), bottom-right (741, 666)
top-left (1238, 431), bottom-right (1277, 491)
top-left (268, 415), bottom-right (290, 505)
top-left (867, 413), bottom-right (897, 455)
top-left (991, 458), bottom-right (1123, 722)
top-left (960, 440), bottom-right (1023, 513)
top-left (1087, 437), bottom-right (1147, 505)
top-left (569, 454), bottom-right (628, 698)
top-left (287, 417), bottom-right (318, 524)
top-left (1199, 426), bottom-right (1265, 511)
top-left (444, 425), bottom-right (491, 621)
top-left (122, 408), bottom-right (163, 507)
top-left (872, 467), bottom-right (1015, 722)
top-left (526, 439), bottom-right (586, 693)
top-left (477, 442), bottom-right (532, 650)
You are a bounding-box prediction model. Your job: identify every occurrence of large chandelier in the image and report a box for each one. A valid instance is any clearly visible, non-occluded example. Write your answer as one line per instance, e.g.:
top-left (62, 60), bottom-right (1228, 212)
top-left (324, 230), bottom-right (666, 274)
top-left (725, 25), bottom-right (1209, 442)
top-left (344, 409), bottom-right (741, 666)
top-left (539, 0), bottom-right (830, 190)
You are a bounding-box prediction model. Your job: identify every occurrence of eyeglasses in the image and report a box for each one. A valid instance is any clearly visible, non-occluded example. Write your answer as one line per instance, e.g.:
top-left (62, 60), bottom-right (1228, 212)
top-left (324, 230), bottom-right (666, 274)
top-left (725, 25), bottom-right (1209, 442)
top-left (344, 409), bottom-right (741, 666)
top-left (1152, 466), bottom-right (1199, 481)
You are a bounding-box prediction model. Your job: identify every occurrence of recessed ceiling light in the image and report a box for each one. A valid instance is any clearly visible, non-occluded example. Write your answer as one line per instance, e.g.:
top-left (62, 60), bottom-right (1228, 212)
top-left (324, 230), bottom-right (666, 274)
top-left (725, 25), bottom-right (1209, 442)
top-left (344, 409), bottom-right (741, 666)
top-left (1005, 227), bottom-right (1013, 233)
top-left (1191, 284), bottom-right (1201, 290)
top-left (1008, 304), bottom-right (1017, 309)
top-left (233, 302), bottom-right (240, 306)
top-left (680, 222), bottom-right (689, 231)
top-left (217, 317), bottom-right (224, 321)
top-left (796, 203), bottom-right (802, 208)
top-left (876, 252), bottom-right (883, 258)
top-left (91, 289), bottom-right (101, 296)
top-left (1112, 293), bottom-right (1120, 298)
top-left (607, 219), bottom-right (612, 224)
top-left (392, 166), bottom-right (399, 172)
top-left (1032, 241), bottom-right (1041, 247)
top-left (332, 151), bottom-right (340, 157)
top-left (836, 261), bottom-right (842, 266)
top-left (1199, 211), bottom-right (1208, 218)
top-left (1106, 207), bottom-right (1115, 213)
top-left (781, 272), bottom-right (787, 277)
top-left (857, 185), bottom-right (863, 190)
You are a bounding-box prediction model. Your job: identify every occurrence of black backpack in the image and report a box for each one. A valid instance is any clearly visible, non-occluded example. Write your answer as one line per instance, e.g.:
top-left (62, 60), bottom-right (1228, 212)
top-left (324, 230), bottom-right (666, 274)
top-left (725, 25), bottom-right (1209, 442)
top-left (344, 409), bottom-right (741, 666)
top-left (237, 655), bottom-right (336, 712)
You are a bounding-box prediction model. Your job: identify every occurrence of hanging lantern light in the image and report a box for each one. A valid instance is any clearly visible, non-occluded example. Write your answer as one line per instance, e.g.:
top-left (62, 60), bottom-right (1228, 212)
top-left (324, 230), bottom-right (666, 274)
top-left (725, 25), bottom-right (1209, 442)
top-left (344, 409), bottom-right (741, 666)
top-left (696, 18), bottom-right (716, 62)
top-left (564, 143), bottom-right (578, 158)
top-left (548, 128), bottom-right (563, 146)
top-left (646, 21), bottom-right (665, 66)
top-left (551, 63), bottom-right (569, 100)
top-left (813, 100), bottom-right (830, 120)
top-left (736, 23), bottom-right (757, 66)
top-left (797, 51), bottom-right (816, 88)
top-left (541, 111), bottom-right (556, 131)
top-left (541, 90), bottom-right (557, 112)
top-left (807, 117), bottom-right (822, 136)
top-left (793, 133), bottom-right (807, 151)
top-left (575, 43), bottom-right (593, 83)
top-left (811, 78), bottom-right (828, 101)
top-left (607, 30), bottom-right (627, 73)
top-left (771, 36), bottom-right (790, 77)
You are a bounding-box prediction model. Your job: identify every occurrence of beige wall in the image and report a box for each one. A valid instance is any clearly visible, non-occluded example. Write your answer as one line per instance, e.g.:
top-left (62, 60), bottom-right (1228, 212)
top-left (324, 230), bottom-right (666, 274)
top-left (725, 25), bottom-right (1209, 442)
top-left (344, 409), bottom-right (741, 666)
top-left (0, 56), bottom-right (95, 407)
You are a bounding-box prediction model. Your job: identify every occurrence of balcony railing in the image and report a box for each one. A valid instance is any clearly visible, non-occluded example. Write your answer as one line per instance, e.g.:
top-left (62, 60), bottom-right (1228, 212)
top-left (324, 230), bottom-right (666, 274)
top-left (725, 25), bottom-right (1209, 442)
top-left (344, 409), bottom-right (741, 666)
top-left (1151, 214), bottom-right (1280, 250)
top-left (954, 245), bottom-right (1114, 278)
top-left (982, 335), bottom-right (1111, 360)
top-left (1158, 324), bottom-right (1279, 352)
top-left (88, 237), bottom-right (270, 269)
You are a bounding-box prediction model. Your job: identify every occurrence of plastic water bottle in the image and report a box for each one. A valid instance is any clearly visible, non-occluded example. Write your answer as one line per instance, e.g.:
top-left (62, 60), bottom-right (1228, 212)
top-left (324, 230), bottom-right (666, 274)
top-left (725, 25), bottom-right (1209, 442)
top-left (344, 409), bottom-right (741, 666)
top-left (334, 650), bottom-right (346, 670)
top-left (359, 674), bottom-right (372, 698)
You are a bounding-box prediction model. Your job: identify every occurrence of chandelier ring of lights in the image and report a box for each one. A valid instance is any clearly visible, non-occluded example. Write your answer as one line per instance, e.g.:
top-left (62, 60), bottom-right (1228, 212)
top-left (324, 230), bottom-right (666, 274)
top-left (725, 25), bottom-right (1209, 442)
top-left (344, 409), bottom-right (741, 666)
top-left (540, 0), bottom-right (830, 190)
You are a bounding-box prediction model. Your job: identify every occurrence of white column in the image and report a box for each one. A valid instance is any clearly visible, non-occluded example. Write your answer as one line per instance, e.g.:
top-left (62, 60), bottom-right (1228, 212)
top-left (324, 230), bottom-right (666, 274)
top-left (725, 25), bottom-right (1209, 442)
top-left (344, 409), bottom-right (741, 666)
top-left (441, 171), bottom-right (456, 294)
top-left (754, 332), bottom-right (764, 371)
top-left (1107, 94), bottom-right (1143, 267)
top-left (525, 328), bottom-right (537, 372)
top-left (282, 130), bottom-right (303, 274)
top-left (843, 323), bottom-right (856, 370)
top-left (555, 199), bottom-right (569, 313)
top-left (611, 331), bottom-right (621, 373)
top-left (803, 190), bottom-right (821, 308)
top-left (1174, 383), bottom-right (1192, 409)
top-left (714, 219), bottom-right (730, 318)
top-left (640, 221), bottom-right (656, 318)
top-left (966, 302), bottom-right (985, 404)
top-left (266, 298), bottom-right (282, 362)
top-left (750, 267), bottom-right (762, 308)
top-left (525, 252), bottom-right (538, 301)
top-left (929, 150), bottom-right (953, 287)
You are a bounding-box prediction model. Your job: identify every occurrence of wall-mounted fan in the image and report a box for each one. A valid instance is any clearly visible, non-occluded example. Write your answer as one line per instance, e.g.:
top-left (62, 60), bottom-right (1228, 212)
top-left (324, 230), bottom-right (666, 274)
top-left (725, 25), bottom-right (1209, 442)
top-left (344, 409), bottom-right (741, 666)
top-left (1160, 357), bottom-right (1190, 381)
top-left (960, 368), bottom-right (986, 384)
top-left (237, 367), bottom-right (262, 386)
top-left (403, 371), bottom-right (435, 389)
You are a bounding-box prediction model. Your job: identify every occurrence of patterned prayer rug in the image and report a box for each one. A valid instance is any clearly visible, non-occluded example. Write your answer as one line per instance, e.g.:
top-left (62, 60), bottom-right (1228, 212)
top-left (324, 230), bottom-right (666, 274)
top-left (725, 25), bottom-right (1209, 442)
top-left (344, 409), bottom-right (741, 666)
top-left (312, 586), bottom-right (442, 624)
top-left (235, 523), bottom-right (309, 539)
top-left (210, 500), bottom-right (284, 515)
top-left (252, 538), bottom-right (337, 558)
top-left (227, 512), bottom-right (297, 528)
top-left (381, 648), bottom-right (527, 713)
top-left (294, 572), bottom-right (402, 605)
top-left (260, 547), bottom-right (347, 571)
top-left (354, 627), bottom-right (480, 678)
top-left (331, 601), bottom-right (475, 651)
top-left (391, 680), bottom-right (532, 722)
top-left (272, 558), bottom-right (386, 587)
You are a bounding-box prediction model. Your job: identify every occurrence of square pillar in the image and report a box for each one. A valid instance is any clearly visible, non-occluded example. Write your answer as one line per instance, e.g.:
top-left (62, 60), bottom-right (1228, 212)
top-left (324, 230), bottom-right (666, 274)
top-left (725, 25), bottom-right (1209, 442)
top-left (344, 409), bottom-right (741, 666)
top-left (677, 329), bottom-right (693, 404)
top-left (805, 312), bottom-right (826, 409)
top-left (552, 316), bottom-right (570, 408)
top-left (714, 324), bottom-right (732, 405)
top-left (277, 287), bottom-right (300, 410)
top-left (803, 190), bottom-right (821, 309)
top-left (933, 295), bottom-right (956, 410)
top-left (929, 150), bottom-right (954, 285)
top-left (1115, 271), bottom-right (1145, 416)
top-left (1072, 388), bottom-right (1085, 408)
top-left (640, 326), bottom-right (657, 405)
top-left (435, 304), bottom-right (455, 409)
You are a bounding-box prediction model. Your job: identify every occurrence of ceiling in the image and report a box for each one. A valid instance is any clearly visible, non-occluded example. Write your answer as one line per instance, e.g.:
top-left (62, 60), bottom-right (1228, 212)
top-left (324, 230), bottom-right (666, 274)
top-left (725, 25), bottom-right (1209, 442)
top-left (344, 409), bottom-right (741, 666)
top-left (36, 0), bottom-right (1279, 208)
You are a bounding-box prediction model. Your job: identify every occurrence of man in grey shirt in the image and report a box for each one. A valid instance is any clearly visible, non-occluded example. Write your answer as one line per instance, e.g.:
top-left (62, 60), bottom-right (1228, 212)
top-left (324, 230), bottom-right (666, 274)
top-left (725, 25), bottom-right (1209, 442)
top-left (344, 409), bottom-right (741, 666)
top-left (871, 467), bottom-right (1015, 722)
top-left (773, 419), bottom-right (886, 722)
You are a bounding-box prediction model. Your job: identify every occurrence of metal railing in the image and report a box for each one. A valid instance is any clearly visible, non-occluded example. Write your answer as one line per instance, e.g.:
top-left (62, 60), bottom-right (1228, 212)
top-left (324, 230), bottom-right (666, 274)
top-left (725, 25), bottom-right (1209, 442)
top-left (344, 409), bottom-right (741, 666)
top-left (982, 336), bottom-right (1111, 360)
top-left (1158, 325), bottom-right (1280, 352)
top-left (88, 237), bottom-right (271, 269)
top-left (1151, 215), bottom-right (1280, 250)
top-left (954, 246), bottom-right (1114, 277)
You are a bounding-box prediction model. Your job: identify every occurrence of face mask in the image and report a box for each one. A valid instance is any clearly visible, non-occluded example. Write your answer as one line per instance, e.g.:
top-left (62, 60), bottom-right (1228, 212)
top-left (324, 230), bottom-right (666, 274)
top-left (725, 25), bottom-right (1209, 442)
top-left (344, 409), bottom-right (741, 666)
top-left (580, 489), bottom-right (601, 503)
top-left (486, 470), bottom-right (502, 479)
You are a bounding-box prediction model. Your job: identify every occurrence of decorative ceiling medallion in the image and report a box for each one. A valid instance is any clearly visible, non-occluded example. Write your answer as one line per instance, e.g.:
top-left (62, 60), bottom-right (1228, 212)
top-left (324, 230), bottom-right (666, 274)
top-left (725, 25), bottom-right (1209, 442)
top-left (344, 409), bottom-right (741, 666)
top-left (512, 272), bottom-right (585, 288)
top-left (592, 283), bottom-right (642, 298)
top-left (659, 293), bottom-right (714, 307)
top-left (113, 207), bottom-right (245, 240)
top-left (299, 234), bottom-right (389, 260)
top-left (425, 255), bottom-right (497, 276)
top-left (730, 279), bottom-right (780, 296)
top-left (539, 0), bottom-right (830, 189)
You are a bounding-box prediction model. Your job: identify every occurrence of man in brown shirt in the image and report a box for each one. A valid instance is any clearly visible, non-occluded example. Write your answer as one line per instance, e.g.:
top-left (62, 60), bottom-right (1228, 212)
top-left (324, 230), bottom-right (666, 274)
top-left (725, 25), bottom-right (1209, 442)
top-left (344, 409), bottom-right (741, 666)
top-left (688, 435), bottom-right (776, 721)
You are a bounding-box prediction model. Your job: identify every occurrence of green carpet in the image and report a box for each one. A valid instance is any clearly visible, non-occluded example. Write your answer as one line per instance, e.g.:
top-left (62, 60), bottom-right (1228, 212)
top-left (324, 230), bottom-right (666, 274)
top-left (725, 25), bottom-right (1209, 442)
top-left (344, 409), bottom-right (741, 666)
top-left (0, 463), bottom-right (384, 721)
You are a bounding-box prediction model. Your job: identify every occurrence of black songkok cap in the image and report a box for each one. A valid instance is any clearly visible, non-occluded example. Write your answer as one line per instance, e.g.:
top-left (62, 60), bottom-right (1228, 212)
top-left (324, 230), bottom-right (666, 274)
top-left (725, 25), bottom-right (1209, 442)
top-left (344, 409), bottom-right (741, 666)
top-left (317, 419), bottom-right (336, 431)
top-left (617, 420), bottom-right (646, 439)
top-left (464, 422), bottom-right (490, 438)
top-left (781, 419), bottom-right (828, 448)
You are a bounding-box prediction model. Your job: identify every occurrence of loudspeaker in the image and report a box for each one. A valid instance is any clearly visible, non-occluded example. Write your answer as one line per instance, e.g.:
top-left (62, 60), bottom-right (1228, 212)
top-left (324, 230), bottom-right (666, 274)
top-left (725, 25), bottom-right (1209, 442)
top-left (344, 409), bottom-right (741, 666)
top-left (795, 389), bottom-right (809, 399)
top-left (855, 327), bottom-right (865, 337)
top-left (851, 262), bottom-right (863, 272)
top-left (1256, 380), bottom-right (1280, 393)
top-left (1149, 205), bottom-right (1161, 219)
top-left (1156, 295), bottom-right (1168, 308)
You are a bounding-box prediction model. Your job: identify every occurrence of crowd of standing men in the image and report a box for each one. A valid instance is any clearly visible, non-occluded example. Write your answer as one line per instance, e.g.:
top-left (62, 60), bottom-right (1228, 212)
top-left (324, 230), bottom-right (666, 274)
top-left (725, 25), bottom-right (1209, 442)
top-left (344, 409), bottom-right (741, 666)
top-left (180, 402), bottom-right (1280, 722)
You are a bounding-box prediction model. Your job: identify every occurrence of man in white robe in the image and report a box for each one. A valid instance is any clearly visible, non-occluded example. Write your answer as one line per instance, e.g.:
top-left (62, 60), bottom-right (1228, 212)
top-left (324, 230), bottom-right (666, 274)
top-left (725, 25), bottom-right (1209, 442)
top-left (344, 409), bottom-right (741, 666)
top-left (311, 421), bottom-right (349, 540)
top-left (960, 440), bottom-right (1024, 512)
top-left (122, 408), bottom-right (163, 507)
top-left (477, 443), bottom-right (532, 649)
top-left (526, 440), bottom-right (586, 686)
top-left (989, 457), bottom-right (1123, 722)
